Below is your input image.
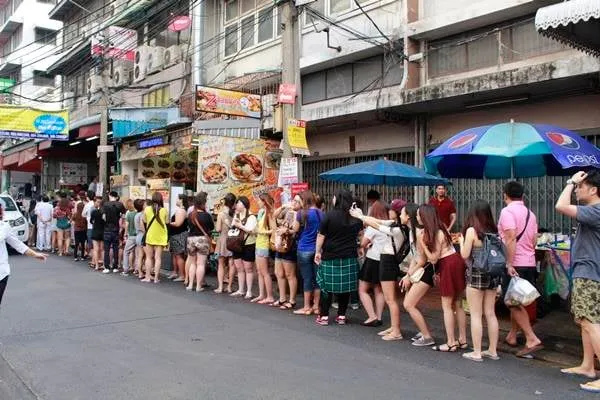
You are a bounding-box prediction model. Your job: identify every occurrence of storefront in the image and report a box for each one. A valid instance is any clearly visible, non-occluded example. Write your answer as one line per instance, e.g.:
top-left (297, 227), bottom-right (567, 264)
top-left (111, 107), bottom-right (194, 201)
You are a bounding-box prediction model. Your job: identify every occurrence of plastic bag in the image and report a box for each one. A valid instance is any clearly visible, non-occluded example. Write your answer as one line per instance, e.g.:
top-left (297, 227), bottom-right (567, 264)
top-left (504, 276), bottom-right (541, 307)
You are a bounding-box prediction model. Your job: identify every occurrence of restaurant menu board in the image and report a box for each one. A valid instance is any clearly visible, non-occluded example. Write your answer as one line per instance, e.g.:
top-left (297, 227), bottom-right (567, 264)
top-left (195, 86), bottom-right (262, 119)
top-left (196, 136), bottom-right (282, 213)
top-left (129, 185), bottom-right (147, 200)
top-left (60, 162), bottom-right (87, 185)
top-left (137, 149), bottom-right (198, 183)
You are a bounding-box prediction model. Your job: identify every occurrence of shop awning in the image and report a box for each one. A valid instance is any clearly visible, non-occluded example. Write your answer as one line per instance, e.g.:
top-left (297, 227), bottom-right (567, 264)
top-left (2, 152), bottom-right (19, 166)
top-left (110, 107), bottom-right (191, 139)
top-left (0, 61), bottom-right (21, 75)
top-left (535, 0), bottom-right (600, 57)
top-left (192, 119), bottom-right (261, 140)
top-left (18, 146), bottom-right (38, 166)
top-left (78, 124), bottom-right (101, 139)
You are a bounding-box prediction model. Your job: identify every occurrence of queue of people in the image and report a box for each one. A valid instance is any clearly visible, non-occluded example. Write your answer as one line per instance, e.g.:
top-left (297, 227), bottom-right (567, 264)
top-left (13, 169), bottom-right (600, 393)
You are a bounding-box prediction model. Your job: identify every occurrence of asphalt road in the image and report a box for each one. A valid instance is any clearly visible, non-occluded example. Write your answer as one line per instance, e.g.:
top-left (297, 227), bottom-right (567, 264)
top-left (0, 254), bottom-right (596, 400)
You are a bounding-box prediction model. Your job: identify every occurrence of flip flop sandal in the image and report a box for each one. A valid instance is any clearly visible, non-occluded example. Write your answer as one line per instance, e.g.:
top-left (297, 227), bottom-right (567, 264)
top-left (293, 308), bottom-right (312, 315)
top-left (280, 302), bottom-right (296, 310)
top-left (458, 342), bottom-right (469, 350)
top-left (462, 352), bottom-right (483, 362)
top-left (561, 369), bottom-right (597, 379)
top-left (270, 300), bottom-right (284, 307)
top-left (516, 344), bottom-right (544, 358)
top-left (581, 382), bottom-right (600, 393)
top-left (481, 351), bottom-right (500, 361)
top-left (504, 339), bottom-right (518, 347)
top-left (382, 334), bottom-right (403, 341)
top-left (378, 328), bottom-right (393, 336)
top-left (432, 344), bottom-right (458, 352)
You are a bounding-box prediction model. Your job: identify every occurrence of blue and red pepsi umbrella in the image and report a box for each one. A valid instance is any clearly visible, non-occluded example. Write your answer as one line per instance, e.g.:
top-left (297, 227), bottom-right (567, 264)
top-left (424, 122), bottom-right (600, 178)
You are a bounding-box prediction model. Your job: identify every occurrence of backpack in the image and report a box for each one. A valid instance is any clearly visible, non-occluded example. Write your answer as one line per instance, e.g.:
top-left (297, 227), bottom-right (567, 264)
top-left (472, 233), bottom-right (507, 278)
top-left (390, 224), bottom-right (411, 265)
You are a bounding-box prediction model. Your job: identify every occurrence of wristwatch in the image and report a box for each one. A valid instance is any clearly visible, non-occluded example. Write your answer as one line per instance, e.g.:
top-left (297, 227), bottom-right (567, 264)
top-left (566, 179), bottom-right (576, 186)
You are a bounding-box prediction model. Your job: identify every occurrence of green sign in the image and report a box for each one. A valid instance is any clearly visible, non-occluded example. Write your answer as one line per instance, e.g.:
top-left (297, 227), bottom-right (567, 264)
top-left (0, 78), bottom-right (15, 93)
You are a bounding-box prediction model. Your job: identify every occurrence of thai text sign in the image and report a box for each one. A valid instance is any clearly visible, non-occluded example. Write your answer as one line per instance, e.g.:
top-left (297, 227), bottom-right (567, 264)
top-left (195, 86), bottom-right (262, 119)
top-left (0, 106), bottom-right (69, 140)
top-left (287, 119), bottom-right (310, 155)
top-left (278, 157), bottom-right (299, 186)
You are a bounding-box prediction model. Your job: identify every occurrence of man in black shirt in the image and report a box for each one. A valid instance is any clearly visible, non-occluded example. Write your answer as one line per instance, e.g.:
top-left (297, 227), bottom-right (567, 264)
top-left (102, 191), bottom-right (126, 273)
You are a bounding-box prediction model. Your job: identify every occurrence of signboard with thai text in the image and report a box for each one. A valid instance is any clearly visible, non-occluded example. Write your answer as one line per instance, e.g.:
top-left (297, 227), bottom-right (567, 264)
top-left (195, 86), bottom-right (262, 119)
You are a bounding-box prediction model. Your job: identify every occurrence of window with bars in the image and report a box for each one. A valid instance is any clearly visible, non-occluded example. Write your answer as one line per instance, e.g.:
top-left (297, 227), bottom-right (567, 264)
top-left (35, 28), bottom-right (57, 46)
top-left (142, 86), bottom-right (170, 107)
top-left (427, 17), bottom-right (569, 79)
top-left (301, 54), bottom-right (403, 104)
top-left (223, 0), bottom-right (280, 58)
top-left (33, 71), bottom-right (55, 87)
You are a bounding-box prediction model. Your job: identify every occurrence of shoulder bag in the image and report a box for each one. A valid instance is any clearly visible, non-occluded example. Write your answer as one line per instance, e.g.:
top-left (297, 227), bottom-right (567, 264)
top-left (226, 214), bottom-right (248, 253)
top-left (192, 211), bottom-right (216, 253)
top-left (271, 211), bottom-right (294, 253)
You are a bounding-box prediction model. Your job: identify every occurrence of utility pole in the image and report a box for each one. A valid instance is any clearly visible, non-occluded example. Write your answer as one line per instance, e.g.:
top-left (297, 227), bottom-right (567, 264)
top-left (98, 107), bottom-right (108, 193)
top-left (280, 0), bottom-right (299, 160)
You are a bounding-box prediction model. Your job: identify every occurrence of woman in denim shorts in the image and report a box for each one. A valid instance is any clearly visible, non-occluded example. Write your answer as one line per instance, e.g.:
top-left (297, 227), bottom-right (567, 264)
top-left (254, 193), bottom-right (275, 304)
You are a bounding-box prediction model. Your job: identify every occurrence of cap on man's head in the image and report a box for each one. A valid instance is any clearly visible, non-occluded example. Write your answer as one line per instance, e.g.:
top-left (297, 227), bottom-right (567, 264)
top-left (390, 198), bottom-right (407, 213)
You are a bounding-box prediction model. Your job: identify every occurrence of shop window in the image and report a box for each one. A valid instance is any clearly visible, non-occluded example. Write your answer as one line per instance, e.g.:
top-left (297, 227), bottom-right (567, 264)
top-left (35, 28), bottom-right (57, 46)
top-left (142, 86), bottom-right (170, 107)
top-left (224, 25), bottom-right (238, 57)
top-left (257, 7), bottom-right (273, 43)
top-left (326, 64), bottom-right (352, 98)
top-left (427, 18), bottom-right (568, 79)
top-left (241, 15), bottom-right (255, 49)
top-left (33, 71), bottom-right (54, 87)
top-left (302, 71), bottom-right (326, 104)
top-left (352, 55), bottom-right (383, 93)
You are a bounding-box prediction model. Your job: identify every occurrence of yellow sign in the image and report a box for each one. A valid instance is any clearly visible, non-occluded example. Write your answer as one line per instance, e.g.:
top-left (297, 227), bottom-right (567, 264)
top-left (287, 119), bottom-right (310, 156)
top-left (0, 105), bottom-right (69, 141)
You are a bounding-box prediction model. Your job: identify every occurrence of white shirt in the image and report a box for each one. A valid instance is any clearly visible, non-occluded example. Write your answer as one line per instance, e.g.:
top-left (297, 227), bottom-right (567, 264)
top-left (364, 226), bottom-right (388, 261)
top-left (35, 202), bottom-right (53, 224)
top-left (375, 221), bottom-right (406, 256)
top-left (82, 200), bottom-right (94, 229)
top-left (0, 221), bottom-right (29, 281)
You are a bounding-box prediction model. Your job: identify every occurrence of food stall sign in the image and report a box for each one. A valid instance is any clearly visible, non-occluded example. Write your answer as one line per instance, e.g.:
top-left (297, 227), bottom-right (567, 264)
top-left (195, 85), bottom-right (262, 119)
top-left (287, 119), bottom-right (310, 156)
top-left (137, 135), bottom-right (170, 150)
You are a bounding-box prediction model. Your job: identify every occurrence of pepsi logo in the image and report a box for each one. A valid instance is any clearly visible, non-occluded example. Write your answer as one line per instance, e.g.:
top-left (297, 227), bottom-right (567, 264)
top-left (546, 132), bottom-right (580, 150)
top-left (448, 133), bottom-right (478, 149)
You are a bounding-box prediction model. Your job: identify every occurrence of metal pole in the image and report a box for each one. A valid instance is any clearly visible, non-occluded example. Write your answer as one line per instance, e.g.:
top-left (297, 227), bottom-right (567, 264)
top-left (280, 0), bottom-right (298, 160)
top-left (98, 107), bottom-right (108, 193)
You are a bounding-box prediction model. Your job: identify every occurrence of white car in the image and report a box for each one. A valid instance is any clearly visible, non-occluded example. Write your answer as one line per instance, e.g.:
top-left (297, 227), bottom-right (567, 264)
top-left (0, 193), bottom-right (29, 243)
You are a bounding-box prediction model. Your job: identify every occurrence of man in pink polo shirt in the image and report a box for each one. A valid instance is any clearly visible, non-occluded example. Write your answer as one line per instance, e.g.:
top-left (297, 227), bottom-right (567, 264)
top-left (498, 181), bottom-right (543, 357)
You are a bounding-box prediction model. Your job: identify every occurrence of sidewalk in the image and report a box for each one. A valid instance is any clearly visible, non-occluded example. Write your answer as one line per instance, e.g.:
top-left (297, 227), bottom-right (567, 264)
top-left (160, 268), bottom-right (584, 367)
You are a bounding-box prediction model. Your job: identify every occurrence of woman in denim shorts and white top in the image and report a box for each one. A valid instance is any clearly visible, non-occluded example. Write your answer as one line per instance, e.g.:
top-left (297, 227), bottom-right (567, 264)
top-left (254, 193), bottom-right (275, 304)
top-left (230, 196), bottom-right (257, 299)
top-left (272, 198), bottom-right (299, 310)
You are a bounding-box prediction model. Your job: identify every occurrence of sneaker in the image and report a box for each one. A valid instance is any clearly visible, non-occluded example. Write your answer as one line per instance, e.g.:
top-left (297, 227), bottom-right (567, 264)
top-left (316, 316), bottom-right (329, 326)
top-left (335, 316), bottom-right (347, 325)
top-left (350, 303), bottom-right (360, 310)
top-left (112, 268), bottom-right (119, 273)
top-left (102, 269), bottom-right (111, 274)
top-left (411, 332), bottom-right (423, 342)
top-left (412, 336), bottom-right (435, 347)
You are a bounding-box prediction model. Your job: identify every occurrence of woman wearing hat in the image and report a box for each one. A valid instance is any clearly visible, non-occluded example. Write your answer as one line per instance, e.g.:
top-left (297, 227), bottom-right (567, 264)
top-left (0, 199), bottom-right (47, 307)
top-left (350, 198), bottom-right (407, 341)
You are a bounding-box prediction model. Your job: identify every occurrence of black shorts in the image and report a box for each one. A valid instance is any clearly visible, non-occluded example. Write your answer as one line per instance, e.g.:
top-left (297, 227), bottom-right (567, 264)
top-left (233, 244), bottom-right (256, 262)
top-left (359, 257), bottom-right (380, 284)
top-left (420, 264), bottom-right (435, 287)
top-left (379, 254), bottom-right (400, 282)
top-left (0, 276), bottom-right (8, 305)
top-left (275, 250), bottom-right (297, 262)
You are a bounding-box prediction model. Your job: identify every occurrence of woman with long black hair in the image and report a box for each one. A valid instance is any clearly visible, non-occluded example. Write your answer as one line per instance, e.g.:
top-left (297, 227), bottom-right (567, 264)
top-left (418, 204), bottom-right (467, 352)
top-left (168, 194), bottom-right (189, 282)
top-left (315, 189), bottom-right (362, 326)
top-left (230, 196), bottom-right (257, 298)
top-left (459, 200), bottom-right (501, 362)
top-left (186, 192), bottom-right (214, 292)
top-left (142, 192), bottom-right (168, 283)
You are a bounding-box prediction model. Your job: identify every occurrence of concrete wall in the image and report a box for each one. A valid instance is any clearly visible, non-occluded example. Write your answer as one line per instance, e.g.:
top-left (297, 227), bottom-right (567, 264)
top-left (307, 122), bottom-right (413, 156)
top-left (428, 94), bottom-right (600, 143)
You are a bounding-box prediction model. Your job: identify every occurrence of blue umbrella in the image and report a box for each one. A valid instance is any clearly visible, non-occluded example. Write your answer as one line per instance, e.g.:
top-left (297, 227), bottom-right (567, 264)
top-left (425, 122), bottom-right (600, 178)
top-left (320, 159), bottom-right (449, 186)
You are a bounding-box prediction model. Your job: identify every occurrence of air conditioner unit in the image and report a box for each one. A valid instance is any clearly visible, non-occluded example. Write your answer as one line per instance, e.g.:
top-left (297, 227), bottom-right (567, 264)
top-left (87, 73), bottom-right (104, 98)
top-left (110, 65), bottom-right (132, 87)
top-left (163, 45), bottom-right (182, 68)
top-left (146, 46), bottom-right (165, 74)
top-left (133, 45), bottom-right (151, 83)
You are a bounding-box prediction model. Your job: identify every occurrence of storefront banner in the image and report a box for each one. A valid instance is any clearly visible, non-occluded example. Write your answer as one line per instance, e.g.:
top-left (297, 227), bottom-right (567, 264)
top-left (109, 175), bottom-right (130, 188)
top-left (195, 135), bottom-right (282, 213)
top-left (278, 83), bottom-right (297, 104)
top-left (110, 107), bottom-right (181, 138)
top-left (195, 86), bottom-right (262, 119)
top-left (291, 182), bottom-right (309, 197)
top-left (129, 185), bottom-right (147, 200)
top-left (60, 162), bottom-right (87, 185)
top-left (120, 130), bottom-right (192, 162)
top-left (287, 119), bottom-right (310, 156)
top-left (278, 157), bottom-right (299, 186)
top-left (0, 106), bottom-right (69, 141)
